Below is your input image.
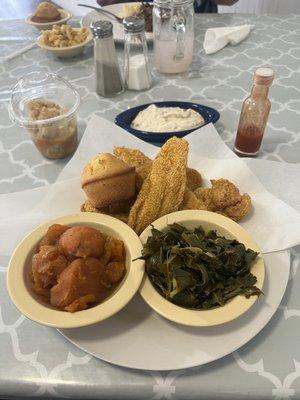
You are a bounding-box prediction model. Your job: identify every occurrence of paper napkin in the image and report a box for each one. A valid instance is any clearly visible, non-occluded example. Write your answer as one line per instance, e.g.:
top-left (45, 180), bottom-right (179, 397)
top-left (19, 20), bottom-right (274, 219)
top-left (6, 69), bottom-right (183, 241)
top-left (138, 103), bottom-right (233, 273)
top-left (203, 24), bottom-right (253, 54)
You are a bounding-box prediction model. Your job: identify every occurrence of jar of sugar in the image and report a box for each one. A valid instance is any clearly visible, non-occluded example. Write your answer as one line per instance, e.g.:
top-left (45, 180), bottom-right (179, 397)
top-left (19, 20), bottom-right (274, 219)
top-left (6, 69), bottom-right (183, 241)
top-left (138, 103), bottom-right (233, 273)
top-left (123, 16), bottom-right (152, 91)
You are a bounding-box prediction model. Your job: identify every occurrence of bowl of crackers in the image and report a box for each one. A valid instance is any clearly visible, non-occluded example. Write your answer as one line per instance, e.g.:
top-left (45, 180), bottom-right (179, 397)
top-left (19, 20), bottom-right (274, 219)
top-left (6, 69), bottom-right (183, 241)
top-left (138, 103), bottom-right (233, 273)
top-left (37, 24), bottom-right (92, 58)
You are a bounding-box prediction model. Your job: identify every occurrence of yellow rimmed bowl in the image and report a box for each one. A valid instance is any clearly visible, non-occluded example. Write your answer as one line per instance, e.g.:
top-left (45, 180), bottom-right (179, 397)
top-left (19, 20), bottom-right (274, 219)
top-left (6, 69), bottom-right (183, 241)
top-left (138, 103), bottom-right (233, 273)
top-left (7, 212), bottom-right (145, 329)
top-left (37, 28), bottom-right (93, 58)
top-left (139, 210), bottom-right (265, 327)
top-left (26, 9), bottom-right (72, 31)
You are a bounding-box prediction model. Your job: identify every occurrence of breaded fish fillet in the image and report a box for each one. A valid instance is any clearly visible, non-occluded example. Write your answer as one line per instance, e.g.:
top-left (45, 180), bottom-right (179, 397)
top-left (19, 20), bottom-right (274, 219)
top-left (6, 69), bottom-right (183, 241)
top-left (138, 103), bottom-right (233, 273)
top-left (186, 168), bottom-right (202, 191)
top-left (193, 179), bottom-right (252, 221)
top-left (113, 147), bottom-right (152, 191)
top-left (179, 189), bottom-right (208, 211)
top-left (81, 200), bottom-right (129, 223)
top-left (114, 147), bottom-right (202, 192)
top-left (127, 137), bottom-right (188, 234)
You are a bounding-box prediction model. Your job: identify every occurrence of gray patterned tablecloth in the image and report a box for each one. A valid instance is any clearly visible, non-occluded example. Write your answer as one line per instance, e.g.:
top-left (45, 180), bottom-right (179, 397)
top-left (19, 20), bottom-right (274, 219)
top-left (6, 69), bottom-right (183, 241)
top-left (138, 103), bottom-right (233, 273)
top-left (0, 14), bottom-right (300, 400)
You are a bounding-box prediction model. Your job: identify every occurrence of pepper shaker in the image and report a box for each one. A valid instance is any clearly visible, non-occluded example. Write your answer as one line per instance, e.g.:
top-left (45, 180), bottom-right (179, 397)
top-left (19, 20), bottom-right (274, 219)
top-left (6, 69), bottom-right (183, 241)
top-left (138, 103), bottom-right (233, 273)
top-left (91, 20), bottom-right (123, 97)
top-left (123, 16), bottom-right (152, 91)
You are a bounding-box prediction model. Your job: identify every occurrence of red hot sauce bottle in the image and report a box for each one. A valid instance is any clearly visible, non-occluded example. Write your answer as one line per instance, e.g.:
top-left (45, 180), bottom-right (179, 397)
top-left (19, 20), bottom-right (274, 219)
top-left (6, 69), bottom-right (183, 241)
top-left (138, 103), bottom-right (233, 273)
top-left (234, 67), bottom-right (274, 157)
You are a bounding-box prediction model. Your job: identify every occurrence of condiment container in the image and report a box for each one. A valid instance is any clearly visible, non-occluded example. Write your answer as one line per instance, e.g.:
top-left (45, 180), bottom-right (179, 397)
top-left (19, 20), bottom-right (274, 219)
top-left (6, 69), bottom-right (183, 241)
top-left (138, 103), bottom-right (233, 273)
top-left (91, 20), bottom-right (123, 97)
top-left (153, 0), bottom-right (194, 74)
top-left (123, 16), bottom-right (152, 91)
top-left (234, 67), bottom-right (274, 157)
top-left (9, 71), bottom-right (80, 159)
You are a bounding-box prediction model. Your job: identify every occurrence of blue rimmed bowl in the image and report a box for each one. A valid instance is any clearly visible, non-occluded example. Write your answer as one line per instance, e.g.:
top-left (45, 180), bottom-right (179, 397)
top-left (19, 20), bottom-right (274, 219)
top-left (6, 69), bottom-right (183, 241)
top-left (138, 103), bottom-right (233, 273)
top-left (115, 101), bottom-right (220, 143)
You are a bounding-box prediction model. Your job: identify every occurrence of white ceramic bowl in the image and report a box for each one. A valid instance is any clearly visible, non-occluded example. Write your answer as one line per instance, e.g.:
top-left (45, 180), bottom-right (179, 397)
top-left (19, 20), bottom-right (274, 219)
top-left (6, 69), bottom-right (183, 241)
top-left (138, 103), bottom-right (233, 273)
top-left (139, 210), bottom-right (265, 327)
top-left (7, 213), bottom-right (145, 329)
top-left (37, 28), bottom-right (93, 58)
top-left (26, 9), bottom-right (72, 31)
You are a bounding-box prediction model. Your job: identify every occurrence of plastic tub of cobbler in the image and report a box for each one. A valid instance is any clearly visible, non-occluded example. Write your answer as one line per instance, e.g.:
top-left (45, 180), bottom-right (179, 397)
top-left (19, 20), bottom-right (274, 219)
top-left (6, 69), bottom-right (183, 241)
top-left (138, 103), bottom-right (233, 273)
top-left (9, 71), bottom-right (80, 159)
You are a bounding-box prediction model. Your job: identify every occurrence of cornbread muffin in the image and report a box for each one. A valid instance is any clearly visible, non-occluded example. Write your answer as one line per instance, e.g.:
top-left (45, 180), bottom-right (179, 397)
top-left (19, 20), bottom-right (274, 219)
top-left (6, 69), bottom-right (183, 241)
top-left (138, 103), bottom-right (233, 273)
top-left (31, 2), bottom-right (61, 23)
top-left (81, 153), bottom-right (135, 209)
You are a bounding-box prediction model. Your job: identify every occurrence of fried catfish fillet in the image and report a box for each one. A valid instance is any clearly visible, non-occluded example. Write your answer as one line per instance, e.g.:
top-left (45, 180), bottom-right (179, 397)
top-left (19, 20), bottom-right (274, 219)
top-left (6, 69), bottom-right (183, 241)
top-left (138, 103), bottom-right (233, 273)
top-left (223, 193), bottom-right (252, 222)
top-left (81, 200), bottom-right (129, 223)
top-left (210, 179), bottom-right (241, 209)
top-left (193, 179), bottom-right (252, 221)
top-left (114, 146), bottom-right (201, 192)
top-left (186, 168), bottom-right (202, 191)
top-left (113, 147), bottom-right (152, 191)
top-left (179, 189), bottom-right (208, 211)
top-left (127, 137), bottom-right (188, 234)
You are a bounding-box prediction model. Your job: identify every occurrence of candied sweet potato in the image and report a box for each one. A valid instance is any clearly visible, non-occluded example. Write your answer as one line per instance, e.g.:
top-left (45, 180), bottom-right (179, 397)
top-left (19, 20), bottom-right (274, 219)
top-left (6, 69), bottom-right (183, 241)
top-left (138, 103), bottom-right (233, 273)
top-left (32, 245), bottom-right (68, 292)
top-left (59, 226), bottom-right (105, 259)
top-left (50, 257), bottom-right (109, 312)
top-left (38, 224), bottom-right (69, 249)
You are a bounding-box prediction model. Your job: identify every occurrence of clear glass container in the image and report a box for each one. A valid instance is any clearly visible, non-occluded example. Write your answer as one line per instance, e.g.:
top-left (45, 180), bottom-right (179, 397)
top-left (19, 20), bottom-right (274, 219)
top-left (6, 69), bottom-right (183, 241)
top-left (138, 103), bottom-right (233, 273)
top-left (234, 67), bottom-right (274, 157)
top-left (123, 16), bottom-right (152, 91)
top-left (9, 71), bottom-right (80, 159)
top-left (91, 20), bottom-right (123, 97)
top-left (153, 0), bottom-right (194, 74)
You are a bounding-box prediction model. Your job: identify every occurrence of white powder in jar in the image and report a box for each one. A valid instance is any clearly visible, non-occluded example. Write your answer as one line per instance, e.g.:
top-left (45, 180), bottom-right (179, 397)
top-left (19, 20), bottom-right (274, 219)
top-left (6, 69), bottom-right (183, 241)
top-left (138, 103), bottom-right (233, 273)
top-left (127, 54), bottom-right (152, 91)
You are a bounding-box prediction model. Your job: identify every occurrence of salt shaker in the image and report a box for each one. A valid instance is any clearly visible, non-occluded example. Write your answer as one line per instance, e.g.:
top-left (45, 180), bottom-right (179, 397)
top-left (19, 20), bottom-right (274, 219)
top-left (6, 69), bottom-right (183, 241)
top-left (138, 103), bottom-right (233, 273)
top-left (123, 16), bottom-right (152, 91)
top-left (91, 20), bottom-right (123, 97)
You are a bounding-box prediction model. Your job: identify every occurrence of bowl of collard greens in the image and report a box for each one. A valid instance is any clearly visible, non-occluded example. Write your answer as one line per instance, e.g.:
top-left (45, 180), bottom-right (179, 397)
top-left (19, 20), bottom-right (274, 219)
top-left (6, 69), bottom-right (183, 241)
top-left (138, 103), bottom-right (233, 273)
top-left (139, 210), bottom-right (264, 327)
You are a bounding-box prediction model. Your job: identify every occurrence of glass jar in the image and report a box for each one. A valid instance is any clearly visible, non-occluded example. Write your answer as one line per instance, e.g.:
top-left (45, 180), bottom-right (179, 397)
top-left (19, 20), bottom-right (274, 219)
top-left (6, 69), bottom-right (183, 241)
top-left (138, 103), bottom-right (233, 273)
top-left (153, 0), bottom-right (194, 74)
top-left (91, 20), bottom-right (123, 97)
top-left (123, 16), bottom-right (152, 91)
top-left (9, 71), bottom-right (80, 159)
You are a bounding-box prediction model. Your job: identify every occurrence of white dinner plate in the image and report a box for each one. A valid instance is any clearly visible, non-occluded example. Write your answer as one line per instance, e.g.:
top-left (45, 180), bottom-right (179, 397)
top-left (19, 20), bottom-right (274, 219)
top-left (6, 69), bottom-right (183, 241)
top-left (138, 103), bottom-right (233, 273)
top-left (81, 2), bottom-right (153, 42)
top-left (60, 250), bottom-right (289, 371)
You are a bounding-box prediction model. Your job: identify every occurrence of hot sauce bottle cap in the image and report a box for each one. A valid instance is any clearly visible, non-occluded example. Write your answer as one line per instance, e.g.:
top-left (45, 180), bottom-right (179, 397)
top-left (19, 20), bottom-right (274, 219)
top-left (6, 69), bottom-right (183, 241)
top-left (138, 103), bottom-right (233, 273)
top-left (254, 67), bottom-right (274, 86)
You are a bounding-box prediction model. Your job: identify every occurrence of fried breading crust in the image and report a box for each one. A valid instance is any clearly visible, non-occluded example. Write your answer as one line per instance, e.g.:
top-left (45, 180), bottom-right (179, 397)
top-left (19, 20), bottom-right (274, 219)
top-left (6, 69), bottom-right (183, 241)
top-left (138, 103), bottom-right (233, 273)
top-left (113, 147), bottom-right (152, 191)
top-left (210, 179), bottom-right (241, 208)
top-left (194, 180), bottom-right (252, 221)
top-left (193, 187), bottom-right (215, 210)
top-left (186, 168), bottom-right (202, 191)
top-left (127, 137), bottom-right (188, 234)
top-left (114, 147), bottom-right (202, 192)
top-left (180, 189), bottom-right (208, 211)
top-left (223, 193), bottom-right (252, 222)
top-left (81, 200), bottom-right (129, 223)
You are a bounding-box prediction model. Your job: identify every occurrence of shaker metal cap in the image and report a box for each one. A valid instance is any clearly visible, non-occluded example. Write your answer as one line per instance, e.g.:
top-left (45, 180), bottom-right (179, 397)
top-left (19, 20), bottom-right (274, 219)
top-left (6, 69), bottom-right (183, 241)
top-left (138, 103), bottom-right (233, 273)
top-left (123, 16), bottom-right (145, 33)
top-left (90, 20), bottom-right (113, 38)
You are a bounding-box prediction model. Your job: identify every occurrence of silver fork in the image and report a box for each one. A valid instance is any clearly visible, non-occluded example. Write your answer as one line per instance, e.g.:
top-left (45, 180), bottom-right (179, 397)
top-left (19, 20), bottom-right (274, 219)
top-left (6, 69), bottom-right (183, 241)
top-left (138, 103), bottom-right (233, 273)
top-left (77, 3), bottom-right (123, 24)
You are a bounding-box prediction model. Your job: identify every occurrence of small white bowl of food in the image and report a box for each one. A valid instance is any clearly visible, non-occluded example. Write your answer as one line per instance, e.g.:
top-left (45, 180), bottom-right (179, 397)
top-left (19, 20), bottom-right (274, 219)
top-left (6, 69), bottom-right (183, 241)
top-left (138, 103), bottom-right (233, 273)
top-left (37, 24), bottom-right (92, 58)
top-left (139, 210), bottom-right (264, 327)
top-left (26, 1), bottom-right (72, 31)
top-left (7, 213), bottom-right (144, 329)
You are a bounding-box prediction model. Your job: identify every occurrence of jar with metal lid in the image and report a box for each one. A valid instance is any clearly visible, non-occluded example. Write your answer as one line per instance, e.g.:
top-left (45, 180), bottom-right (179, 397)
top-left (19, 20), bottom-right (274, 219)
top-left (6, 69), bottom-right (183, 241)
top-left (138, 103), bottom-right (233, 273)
top-left (91, 20), bottom-right (123, 97)
top-left (123, 16), bottom-right (152, 91)
top-left (153, 0), bottom-right (194, 74)
top-left (9, 71), bottom-right (80, 159)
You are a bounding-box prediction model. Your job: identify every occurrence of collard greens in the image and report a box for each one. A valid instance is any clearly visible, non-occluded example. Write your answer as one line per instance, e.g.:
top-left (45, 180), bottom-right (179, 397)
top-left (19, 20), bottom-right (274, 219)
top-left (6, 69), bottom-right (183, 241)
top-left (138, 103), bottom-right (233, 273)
top-left (141, 223), bottom-right (261, 309)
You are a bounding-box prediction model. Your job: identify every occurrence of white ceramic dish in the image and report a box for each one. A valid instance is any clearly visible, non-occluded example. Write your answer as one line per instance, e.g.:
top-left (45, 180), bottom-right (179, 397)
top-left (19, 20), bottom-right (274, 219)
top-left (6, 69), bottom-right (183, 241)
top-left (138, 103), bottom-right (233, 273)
top-left (81, 2), bottom-right (153, 42)
top-left (60, 250), bottom-right (289, 370)
top-left (26, 9), bottom-right (72, 31)
top-left (37, 28), bottom-right (93, 58)
top-left (7, 212), bottom-right (145, 329)
top-left (139, 210), bottom-right (265, 327)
